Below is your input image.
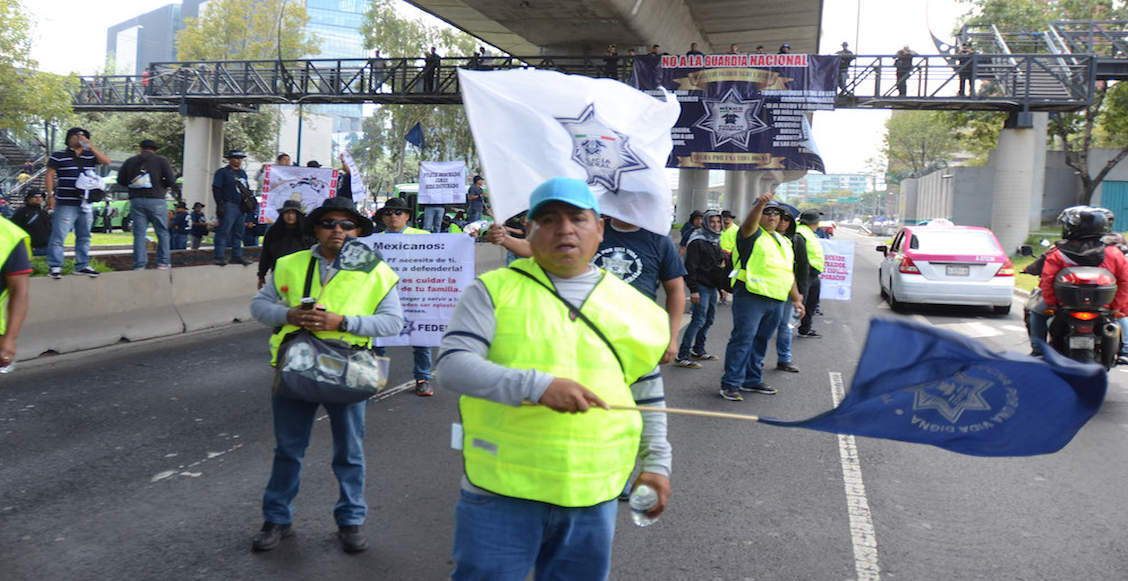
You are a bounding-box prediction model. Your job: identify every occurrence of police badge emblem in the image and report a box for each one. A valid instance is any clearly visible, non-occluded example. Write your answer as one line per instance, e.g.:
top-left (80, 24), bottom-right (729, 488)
top-left (556, 104), bottom-right (647, 191)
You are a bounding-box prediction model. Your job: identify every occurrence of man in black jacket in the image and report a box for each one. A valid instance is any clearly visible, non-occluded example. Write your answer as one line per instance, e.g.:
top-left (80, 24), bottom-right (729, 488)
top-left (117, 139), bottom-right (175, 270)
top-left (675, 210), bottom-right (729, 368)
top-left (11, 191), bottom-right (50, 256)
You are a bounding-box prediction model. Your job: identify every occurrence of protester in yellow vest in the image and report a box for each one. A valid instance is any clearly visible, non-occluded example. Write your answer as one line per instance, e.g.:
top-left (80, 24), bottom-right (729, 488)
top-left (795, 209), bottom-right (827, 337)
top-left (373, 196), bottom-right (434, 395)
top-left (248, 197), bottom-right (404, 554)
top-left (719, 192), bottom-right (805, 401)
top-left (436, 177), bottom-right (672, 581)
top-left (0, 217), bottom-right (32, 371)
top-left (719, 209), bottom-right (739, 255)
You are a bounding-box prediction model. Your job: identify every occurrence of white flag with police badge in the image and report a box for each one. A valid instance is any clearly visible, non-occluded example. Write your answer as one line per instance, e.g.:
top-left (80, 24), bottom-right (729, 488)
top-left (459, 68), bottom-right (680, 236)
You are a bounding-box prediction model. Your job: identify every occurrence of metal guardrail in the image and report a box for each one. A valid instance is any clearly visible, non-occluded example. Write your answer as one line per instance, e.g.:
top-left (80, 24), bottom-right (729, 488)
top-left (838, 53), bottom-right (1095, 111)
top-left (71, 53), bottom-right (1097, 114)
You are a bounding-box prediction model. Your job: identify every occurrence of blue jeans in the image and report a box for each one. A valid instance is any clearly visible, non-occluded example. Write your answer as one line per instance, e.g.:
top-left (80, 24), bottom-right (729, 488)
top-left (423, 205), bottom-right (445, 233)
top-left (1028, 311), bottom-right (1049, 354)
top-left (47, 203), bottom-right (92, 270)
top-left (170, 233), bottom-right (188, 250)
top-left (213, 201), bottom-right (244, 260)
top-left (130, 197), bottom-right (171, 269)
top-left (262, 395), bottom-right (368, 526)
top-left (451, 489), bottom-right (618, 581)
top-left (374, 346), bottom-right (433, 381)
top-left (467, 206), bottom-right (482, 224)
top-left (775, 300), bottom-right (794, 364)
top-left (721, 290), bottom-right (785, 389)
top-left (678, 286), bottom-right (717, 359)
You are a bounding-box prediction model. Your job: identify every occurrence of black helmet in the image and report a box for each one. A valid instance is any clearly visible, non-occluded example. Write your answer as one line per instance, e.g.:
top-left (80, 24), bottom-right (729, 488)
top-left (1058, 205), bottom-right (1112, 240)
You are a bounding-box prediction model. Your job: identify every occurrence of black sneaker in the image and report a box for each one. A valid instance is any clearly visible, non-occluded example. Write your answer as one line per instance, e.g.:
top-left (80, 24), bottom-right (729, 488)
top-left (414, 379), bottom-right (434, 396)
top-left (691, 352), bottom-right (720, 361)
top-left (798, 330), bottom-right (822, 338)
top-left (48, 267), bottom-right (62, 280)
top-left (719, 388), bottom-right (743, 401)
top-left (231, 257), bottom-right (253, 266)
top-left (213, 259), bottom-right (227, 266)
top-left (674, 358), bottom-right (702, 369)
top-left (338, 525), bottom-right (368, 553)
top-left (776, 361), bottom-right (800, 373)
top-left (74, 266), bottom-right (101, 278)
top-left (251, 521), bottom-right (294, 552)
top-left (739, 384), bottom-right (778, 395)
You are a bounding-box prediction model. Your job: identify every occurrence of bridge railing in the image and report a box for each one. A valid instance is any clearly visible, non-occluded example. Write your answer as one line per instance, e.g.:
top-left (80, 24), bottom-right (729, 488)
top-left (840, 53), bottom-right (1095, 110)
top-left (70, 53), bottom-right (1096, 112)
top-left (1052, 21), bottom-right (1128, 58)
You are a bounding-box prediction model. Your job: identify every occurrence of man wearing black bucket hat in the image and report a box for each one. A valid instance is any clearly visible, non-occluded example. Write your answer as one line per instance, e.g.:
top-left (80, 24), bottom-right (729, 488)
top-left (249, 196), bottom-right (403, 554)
top-left (371, 197), bottom-right (434, 396)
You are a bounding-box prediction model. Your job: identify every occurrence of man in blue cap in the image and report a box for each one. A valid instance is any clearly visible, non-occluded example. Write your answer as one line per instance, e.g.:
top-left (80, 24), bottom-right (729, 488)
top-left (436, 177), bottom-right (672, 581)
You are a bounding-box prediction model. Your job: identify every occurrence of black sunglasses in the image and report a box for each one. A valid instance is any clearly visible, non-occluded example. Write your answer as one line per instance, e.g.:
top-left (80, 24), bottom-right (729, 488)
top-left (763, 209), bottom-right (783, 216)
top-left (317, 218), bottom-right (358, 230)
top-left (382, 209), bottom-right (408, 216)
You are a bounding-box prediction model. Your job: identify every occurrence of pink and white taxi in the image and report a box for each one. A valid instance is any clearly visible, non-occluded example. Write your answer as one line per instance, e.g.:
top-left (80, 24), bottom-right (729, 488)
top-left (876, 222), bottom-right (1015, 314)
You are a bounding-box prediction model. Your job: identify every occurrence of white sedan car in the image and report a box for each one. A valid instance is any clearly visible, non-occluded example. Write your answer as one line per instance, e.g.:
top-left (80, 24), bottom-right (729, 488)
top-left (876, 224), bottom-right (1015, 314)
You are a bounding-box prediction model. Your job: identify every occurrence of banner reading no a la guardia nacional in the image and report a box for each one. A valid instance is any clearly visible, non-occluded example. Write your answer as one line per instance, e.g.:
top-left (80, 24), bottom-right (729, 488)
top-left (357, 233), bottom-right (475, 348)
top-left (630, 53), bottom-right (837, 172)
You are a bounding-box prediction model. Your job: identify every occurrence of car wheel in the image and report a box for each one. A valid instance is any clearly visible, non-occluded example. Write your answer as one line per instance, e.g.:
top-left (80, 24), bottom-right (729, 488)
top-left (888, 282), bottom-right (907, 312)
top-left (992, 304), bottom-right (1011, 315)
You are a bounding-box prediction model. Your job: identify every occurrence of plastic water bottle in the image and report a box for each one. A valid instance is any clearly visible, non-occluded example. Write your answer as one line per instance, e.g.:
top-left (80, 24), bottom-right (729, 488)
top-left (787, 308), bottom-right (802, 330)
top-left (628, 484), bottom-right (659, 527)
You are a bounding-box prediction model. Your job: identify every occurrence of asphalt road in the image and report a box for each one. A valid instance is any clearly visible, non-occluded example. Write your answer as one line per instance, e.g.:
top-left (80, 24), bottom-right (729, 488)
top-left (2, 227), bottom-right (1126, 581)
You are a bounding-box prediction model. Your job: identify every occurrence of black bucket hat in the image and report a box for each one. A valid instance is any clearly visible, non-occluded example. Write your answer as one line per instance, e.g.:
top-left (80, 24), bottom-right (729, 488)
top-left (304, 196), bottom-right (374, 236)
top-left (378, 197), bottom-right (412, 216)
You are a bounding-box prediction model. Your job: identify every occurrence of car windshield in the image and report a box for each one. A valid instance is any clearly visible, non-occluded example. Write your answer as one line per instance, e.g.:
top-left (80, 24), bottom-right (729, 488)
top-left (910, 229), bottom-right (1001, 255)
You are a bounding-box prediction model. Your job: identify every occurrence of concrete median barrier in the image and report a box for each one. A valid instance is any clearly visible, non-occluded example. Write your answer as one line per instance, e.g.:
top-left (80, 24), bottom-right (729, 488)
top-left (170, 264), bottom-right (259, 332)
top-left (18, 270), bottom-right (184, 360)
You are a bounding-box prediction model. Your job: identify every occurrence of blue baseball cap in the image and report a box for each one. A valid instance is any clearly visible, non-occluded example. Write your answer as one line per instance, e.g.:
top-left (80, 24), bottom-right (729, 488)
top-left (528, 178), bottom-right (600, 219)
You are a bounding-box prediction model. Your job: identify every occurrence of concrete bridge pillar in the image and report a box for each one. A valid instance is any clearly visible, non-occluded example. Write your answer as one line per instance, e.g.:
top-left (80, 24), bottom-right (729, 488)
top-left (992, 112), bottom-right (1046, 254)
top-left (725, 171), bottom-right (747, 216)
top-left (676, 168), bottom-right (710, 225)
top-left (182, 116), bottom-right (226, 215)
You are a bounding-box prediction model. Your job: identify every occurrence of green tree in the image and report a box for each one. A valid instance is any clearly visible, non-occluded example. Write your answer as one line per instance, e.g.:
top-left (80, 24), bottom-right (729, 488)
top-left (80, 0), bottom-right (322, 169)
top-left (0, 0), bottom-right (75, 136)
top-left (959, 0), bottom-right (1128, 204)
top-left (175, 0), bottom-right (320, 61)
top-left (355, 0), bottom-right (481, 190)
top-left (881, 111), bottom-right (961, 177)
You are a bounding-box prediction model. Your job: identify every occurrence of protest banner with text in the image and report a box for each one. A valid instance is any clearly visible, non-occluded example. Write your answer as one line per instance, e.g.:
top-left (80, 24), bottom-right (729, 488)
top-left (418, 161), bottom-right (467, 204)
top-left (819, 239), bottom-right (855, 300)
top-left (261, 165), bottom-right (339, 224)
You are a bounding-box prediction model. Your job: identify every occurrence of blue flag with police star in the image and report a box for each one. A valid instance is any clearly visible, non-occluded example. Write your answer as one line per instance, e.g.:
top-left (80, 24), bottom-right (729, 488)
top-left (758, 318), bottom-right (1107, 457)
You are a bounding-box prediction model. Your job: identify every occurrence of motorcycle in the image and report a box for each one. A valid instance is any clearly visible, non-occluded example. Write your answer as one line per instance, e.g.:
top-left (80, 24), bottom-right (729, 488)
top-left (1029, 266), bottom-right (1122, 369)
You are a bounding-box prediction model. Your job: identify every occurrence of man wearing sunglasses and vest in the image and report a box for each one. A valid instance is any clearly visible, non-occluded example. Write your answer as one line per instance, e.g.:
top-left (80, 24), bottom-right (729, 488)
top-left (719, 192), bottom-right (806, 401)
top-left (436, 177), bottom-right (672, 581)
top-left (372, 197), bottom-right (436, 396)
top-left (249, 197), bottom-right (404, 554)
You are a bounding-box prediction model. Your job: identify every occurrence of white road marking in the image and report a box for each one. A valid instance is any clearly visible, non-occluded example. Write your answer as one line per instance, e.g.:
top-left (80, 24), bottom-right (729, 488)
top-left (830, 371), bottom-right (881, 581)
top-left (149, 442), bottom-right (244, 483)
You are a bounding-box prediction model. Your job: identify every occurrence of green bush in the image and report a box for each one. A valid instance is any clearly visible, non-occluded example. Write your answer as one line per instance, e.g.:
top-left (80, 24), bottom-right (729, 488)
top-left (30, 257), bottom-right (113, 277)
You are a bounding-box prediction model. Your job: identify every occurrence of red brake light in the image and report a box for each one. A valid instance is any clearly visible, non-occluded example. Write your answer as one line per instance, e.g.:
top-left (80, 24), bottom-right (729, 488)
top-left (995, 259), bottom-right (1014, 277)
top-left (1070, 311), bottom-right (1100, 321)
top-left (898, 257), bottom-right (920, 274)
top-left (1061, 271), bottom-right (1116, 286)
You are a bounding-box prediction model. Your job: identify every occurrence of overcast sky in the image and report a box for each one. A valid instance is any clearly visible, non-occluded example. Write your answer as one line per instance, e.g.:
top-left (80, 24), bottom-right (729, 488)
top-left (25, 0), bottom-right (972, 174)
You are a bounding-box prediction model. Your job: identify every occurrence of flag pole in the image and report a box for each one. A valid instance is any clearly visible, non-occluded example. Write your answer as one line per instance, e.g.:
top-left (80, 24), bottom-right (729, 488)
top-left (521, 401), bottom-right (760, 422)
top-left (609, 404), bottom-right (760, 422)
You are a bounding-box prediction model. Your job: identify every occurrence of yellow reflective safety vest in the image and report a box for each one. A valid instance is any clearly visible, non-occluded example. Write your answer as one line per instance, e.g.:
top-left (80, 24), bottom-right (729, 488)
top-left (795, 224), bottom-right (825, 272)
top-left (267, 249), bottom-right (399, 365)
top-left (387, 227), bottom-right (429, 235)
top-left (730, 227), bottom-right (794, 301)
top-left (460, 258), bottom-right (669, 507)
top-left (719, 223), bottom-right (739, 254)
top-left (0, 219), bottom-right (31, 336)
